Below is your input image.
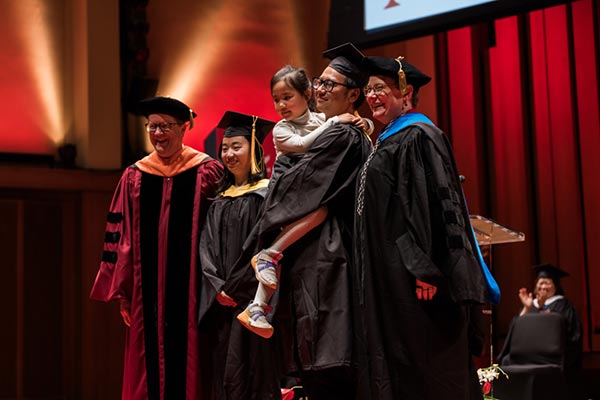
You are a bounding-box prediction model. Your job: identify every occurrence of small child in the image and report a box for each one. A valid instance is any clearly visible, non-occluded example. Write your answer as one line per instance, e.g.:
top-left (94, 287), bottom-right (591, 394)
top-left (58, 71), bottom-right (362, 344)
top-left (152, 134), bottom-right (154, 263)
top-left (269, 65), bottom-right (373, 182)
top-left (236, 65), bottom-right (373, 338)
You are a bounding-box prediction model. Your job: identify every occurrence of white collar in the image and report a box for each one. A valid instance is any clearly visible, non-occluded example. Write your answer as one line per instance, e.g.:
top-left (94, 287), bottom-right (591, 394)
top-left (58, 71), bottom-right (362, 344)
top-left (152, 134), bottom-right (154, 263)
top-left (533, 294), bottom-right (564, 308)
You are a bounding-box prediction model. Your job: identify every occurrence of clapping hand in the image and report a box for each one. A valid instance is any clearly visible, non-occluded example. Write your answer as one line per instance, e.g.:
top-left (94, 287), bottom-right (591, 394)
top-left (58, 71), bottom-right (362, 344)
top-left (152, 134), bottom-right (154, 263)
top-left (518, 288), bottom-right (534, 315)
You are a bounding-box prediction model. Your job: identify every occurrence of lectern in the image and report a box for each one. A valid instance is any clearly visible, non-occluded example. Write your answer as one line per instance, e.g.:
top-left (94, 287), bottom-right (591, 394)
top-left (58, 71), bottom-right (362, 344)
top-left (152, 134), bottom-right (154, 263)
top-left (469, 215), bottom-right (525, 364)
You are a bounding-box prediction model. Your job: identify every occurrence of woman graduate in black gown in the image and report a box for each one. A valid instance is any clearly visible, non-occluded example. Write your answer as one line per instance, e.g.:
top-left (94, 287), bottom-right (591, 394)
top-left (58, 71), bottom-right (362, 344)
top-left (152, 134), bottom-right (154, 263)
top-left (499, 263), bottom-right (583, 398)
top-left (197, 111), bottom-right (281, 400)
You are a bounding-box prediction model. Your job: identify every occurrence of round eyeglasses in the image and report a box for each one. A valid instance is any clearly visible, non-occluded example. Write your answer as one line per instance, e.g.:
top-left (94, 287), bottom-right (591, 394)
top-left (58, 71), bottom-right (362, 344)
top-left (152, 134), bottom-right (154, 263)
top-left (363, 84), bottom-right (389, 97)
top-left (145, 122), bottom-right (181, 133)
top-left (312, 77), bottom-right (351, 93)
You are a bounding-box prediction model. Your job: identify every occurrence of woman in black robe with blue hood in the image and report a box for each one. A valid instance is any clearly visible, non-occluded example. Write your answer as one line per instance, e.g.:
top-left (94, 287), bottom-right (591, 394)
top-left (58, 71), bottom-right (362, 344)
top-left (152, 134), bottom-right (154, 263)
top-left (354, 55), bottom-right (499, 399)
top-left (197, 111), bottom-right (281, 400)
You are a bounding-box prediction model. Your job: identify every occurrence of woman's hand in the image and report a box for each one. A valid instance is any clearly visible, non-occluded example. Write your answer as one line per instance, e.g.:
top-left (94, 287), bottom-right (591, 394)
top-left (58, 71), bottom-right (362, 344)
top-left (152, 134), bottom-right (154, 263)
top-left (216, 291), bottom-right (237, 307)
top-left (352, 116), bottom-right (368, 131)
top-left (119, 298), bottom-right (132, 327)
top-left (415, 279), bottom-right (437, 300)
top-left (518, 288), bottom-right (533, 315)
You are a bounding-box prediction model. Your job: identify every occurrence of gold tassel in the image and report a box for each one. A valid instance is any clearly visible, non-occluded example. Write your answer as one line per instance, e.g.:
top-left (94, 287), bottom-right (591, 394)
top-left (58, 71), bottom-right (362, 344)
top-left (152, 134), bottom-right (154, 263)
top-left (250, 116), bottom-right (262, 175)
top-left (395, 56), bottom-right (408, 95)
top-left (188, 109), bottom-right (194, 129)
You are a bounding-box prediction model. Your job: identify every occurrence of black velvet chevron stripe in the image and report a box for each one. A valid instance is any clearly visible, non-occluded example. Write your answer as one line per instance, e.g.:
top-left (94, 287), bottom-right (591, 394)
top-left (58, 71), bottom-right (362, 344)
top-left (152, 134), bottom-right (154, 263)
top-left (102, 251), bottom-right (118, 263)
top-left (437, 186), bottom-right (461, 203)
top-left (447, 235), bottom-right (464, 249)
top-left (107, 212), bottom-right (124, 223)
top-left (443, 210), bottom-right (460, 225)
top-left (438, 186), bottom-right (452, 201)
top-left (104, 231), bottom-right (121, 243)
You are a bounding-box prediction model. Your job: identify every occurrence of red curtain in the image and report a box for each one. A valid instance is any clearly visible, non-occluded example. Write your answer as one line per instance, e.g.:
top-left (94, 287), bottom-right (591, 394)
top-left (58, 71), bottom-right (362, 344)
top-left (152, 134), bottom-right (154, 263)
top-left (441, 0), bottom-right (600, 353)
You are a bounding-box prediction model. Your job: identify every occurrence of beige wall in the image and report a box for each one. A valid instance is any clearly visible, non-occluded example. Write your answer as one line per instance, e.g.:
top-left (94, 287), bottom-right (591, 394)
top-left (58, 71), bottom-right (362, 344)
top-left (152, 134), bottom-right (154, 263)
top-left (69, 0), bottom-right (122, 169)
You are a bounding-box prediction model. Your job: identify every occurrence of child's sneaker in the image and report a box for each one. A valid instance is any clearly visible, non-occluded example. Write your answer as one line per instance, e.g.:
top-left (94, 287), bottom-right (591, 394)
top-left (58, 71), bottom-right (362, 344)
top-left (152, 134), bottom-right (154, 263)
top-left (236, 302), bottom-right (274, 339)
top-left (251, 250), bottom-right (282, 289)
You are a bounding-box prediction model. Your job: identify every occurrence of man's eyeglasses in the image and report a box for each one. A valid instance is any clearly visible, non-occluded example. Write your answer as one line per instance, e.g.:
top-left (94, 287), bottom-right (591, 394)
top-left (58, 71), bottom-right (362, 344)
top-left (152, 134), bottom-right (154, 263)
top-left (363, 84), bottom-right (389, 97)
top-left (145, 122), bottom-right (181, 133)
top-left (312, 77), bottom-right (350, 93)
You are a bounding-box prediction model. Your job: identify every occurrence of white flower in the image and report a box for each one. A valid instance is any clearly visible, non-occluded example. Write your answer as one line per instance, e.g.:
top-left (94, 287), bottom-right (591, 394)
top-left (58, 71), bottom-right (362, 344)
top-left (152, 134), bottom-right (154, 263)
top-left (477, 364), bottom-right (508, 384)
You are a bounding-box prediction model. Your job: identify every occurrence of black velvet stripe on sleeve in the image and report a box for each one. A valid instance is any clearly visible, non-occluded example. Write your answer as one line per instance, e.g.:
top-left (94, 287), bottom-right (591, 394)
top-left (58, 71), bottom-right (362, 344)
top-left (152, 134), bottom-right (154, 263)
top-left (107, 212), bottom-right (123, 223)
top-left (101, 251), bottom-right (118, 264)
top-left (139, 172), bottom-right (162, 400)
top-left (104, 231), bottom-right (121, 243)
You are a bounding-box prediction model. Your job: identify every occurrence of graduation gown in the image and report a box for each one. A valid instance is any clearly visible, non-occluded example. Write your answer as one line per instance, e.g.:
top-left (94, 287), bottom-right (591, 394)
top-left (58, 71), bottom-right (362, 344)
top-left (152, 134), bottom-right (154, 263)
top-left (198, 179), bottom-right (281, 400)
top-left (90, 147), bottom-right (223, 400)
top-left (354, 120), bottom-right (489, 400)
top-left (259, 123), bottom-right (372, 375)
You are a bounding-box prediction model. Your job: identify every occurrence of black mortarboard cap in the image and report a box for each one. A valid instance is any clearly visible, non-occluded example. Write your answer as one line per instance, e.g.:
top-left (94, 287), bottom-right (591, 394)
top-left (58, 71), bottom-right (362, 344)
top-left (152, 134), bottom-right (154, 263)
top-left (217, 111), bottom-right (274, 144)
top-left (323, 42), bottom-right (368, 88)
top-left (138, 96), bottom-right (197, 128)
top-left (533, 263), bottom-right (570, 280)
top-left (363, 56), bottom-right (432, 93)
top-left (217, 111), bottom-right (275, 174)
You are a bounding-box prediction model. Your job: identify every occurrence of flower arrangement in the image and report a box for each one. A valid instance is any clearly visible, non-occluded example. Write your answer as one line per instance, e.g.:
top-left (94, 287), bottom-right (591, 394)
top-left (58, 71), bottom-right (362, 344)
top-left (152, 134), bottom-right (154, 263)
top-left (477, 364), bottom-right (508, 400)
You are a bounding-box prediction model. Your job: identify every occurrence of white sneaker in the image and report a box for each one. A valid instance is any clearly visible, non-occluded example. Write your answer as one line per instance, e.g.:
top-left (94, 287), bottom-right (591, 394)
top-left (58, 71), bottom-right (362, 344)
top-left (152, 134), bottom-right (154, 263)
top-left (251, 253), bottom-right (280, 289)
top-left (236, 302), bottom-right (274, 339)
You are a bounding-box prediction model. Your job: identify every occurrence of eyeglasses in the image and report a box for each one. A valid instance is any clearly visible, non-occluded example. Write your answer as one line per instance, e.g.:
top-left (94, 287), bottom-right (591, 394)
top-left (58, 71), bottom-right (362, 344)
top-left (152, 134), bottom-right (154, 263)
top-left (363, 84), bottom-right (389, 97)
top-left (145, 122), bottom-right (181, 133)
top-left (312, 77), bottom-right (350, 93)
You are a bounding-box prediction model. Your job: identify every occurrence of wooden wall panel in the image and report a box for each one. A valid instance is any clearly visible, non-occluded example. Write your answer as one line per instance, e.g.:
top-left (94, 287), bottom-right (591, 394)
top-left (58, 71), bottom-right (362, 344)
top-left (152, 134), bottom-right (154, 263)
top-left (0, 201), bottom-right (19, 398)
top-left (22, 201), bottom-right (64, 397)
top-left (0, 166), bottom-right (121, 399)
top-left (81, 191), bottom-right (125, 400)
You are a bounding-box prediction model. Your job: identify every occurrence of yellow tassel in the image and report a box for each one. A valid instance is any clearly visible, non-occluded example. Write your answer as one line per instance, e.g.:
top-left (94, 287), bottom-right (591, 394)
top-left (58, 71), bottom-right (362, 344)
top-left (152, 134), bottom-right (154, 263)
top-left (395, 56), bottom-right (408, 95)
top-left (188, 109), bottom-right (194, 129)
top-left (250, 116), bottom-right (263, 175)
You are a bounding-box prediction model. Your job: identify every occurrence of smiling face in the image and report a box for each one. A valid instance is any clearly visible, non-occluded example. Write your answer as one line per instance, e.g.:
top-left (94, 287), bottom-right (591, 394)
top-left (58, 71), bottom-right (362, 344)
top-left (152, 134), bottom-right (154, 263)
top-left (272, 80), bottom-right (311, 121)
top-left (534, 277), bottom-right (557, 299)
top-left (220, 135), bottom-right (251, 186)
top-left (314, 66), bottom-right (359, 118)
top-left (364, 75), bottom-right (409, 125)
top-left (147, 113), bottom-right (186, 161)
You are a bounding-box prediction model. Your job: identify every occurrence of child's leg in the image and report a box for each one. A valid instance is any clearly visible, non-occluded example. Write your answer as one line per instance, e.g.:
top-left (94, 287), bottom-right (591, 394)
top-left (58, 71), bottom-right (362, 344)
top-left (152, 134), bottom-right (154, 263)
top-left (253, 206), bottom-right (328, 288)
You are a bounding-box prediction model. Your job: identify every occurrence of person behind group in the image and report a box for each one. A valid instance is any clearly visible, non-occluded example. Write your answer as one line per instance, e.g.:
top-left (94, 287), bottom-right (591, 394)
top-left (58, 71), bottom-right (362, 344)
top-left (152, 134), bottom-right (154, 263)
top-left (238, 43), bottom-right (372, 400)
top-left (89, 96), bottom-right (223, 400)
top-left (269, 64), bottom-right (373, 182)
top-left (354, 56), bottom-right (498, 399)
top-left (197, 111), bottom-right (281, 400)
top-left (499, 263), bottom-right (583, 397)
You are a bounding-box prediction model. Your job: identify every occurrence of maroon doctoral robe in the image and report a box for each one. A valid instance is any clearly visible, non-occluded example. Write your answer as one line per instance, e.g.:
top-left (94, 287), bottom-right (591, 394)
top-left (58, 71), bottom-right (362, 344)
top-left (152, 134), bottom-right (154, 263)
top-left (90, 146), bottom-right (223, 400)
